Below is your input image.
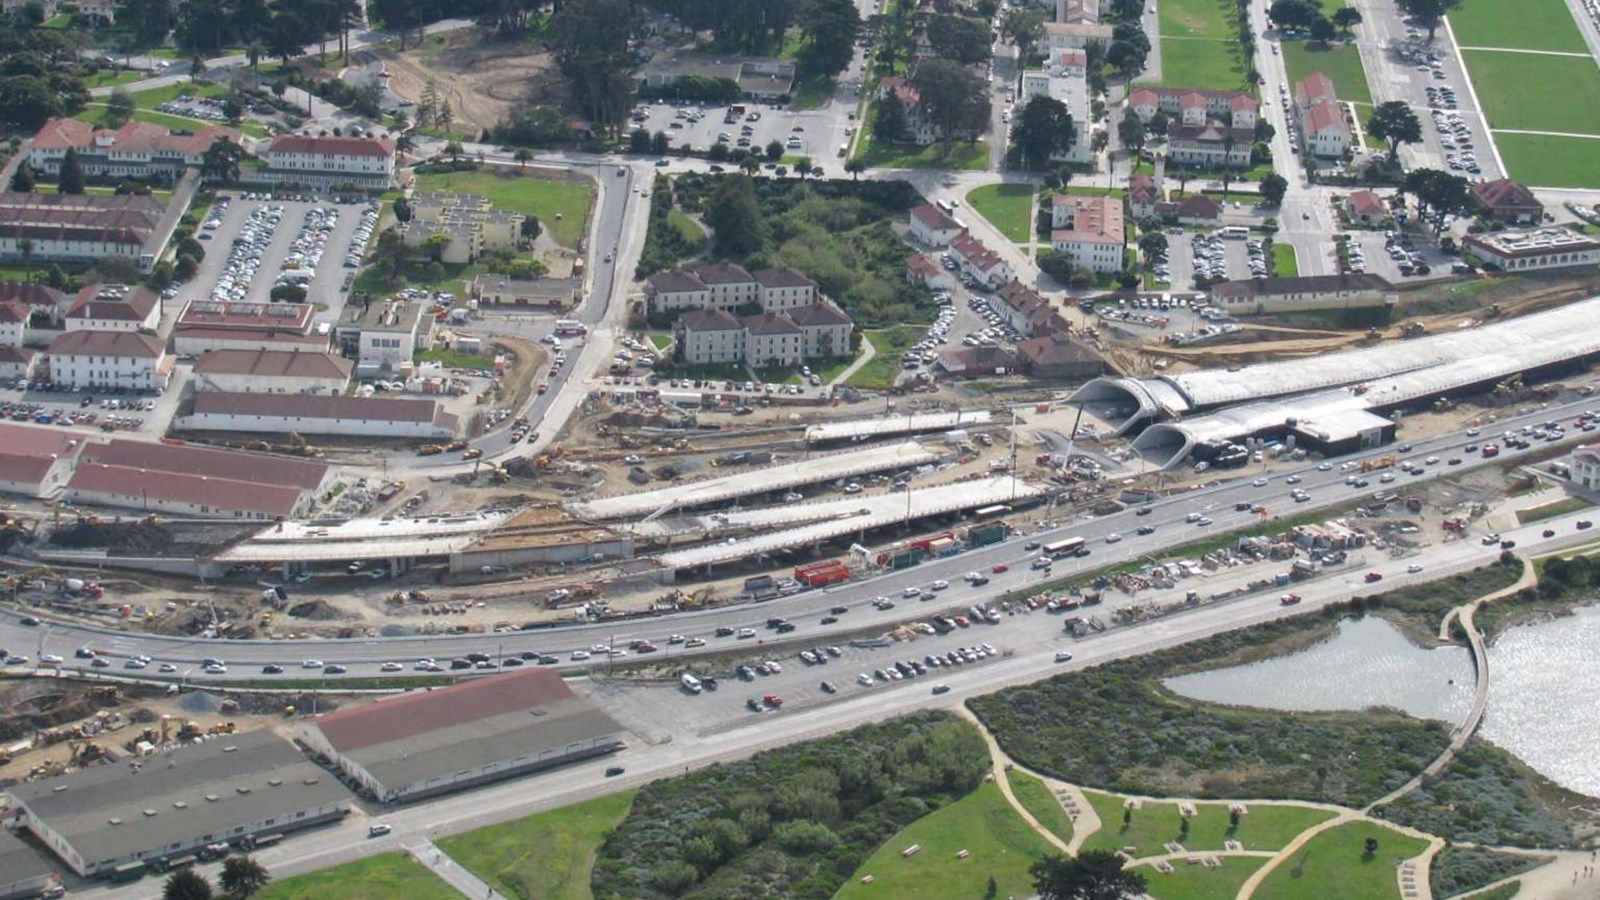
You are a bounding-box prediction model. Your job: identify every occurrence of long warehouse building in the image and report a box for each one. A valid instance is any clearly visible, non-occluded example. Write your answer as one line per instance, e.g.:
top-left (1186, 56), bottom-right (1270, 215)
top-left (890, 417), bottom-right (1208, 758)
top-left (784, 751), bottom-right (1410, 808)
top-left (1074, 295), bottom-right (1600, 468)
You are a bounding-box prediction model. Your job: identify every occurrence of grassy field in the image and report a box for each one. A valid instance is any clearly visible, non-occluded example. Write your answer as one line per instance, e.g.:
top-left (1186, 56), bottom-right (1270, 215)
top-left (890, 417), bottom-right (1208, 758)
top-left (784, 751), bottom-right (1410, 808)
top-left (1517, 496), bottom-right (1592, 525)
top-left (835, 782), bottom-right (1056, 900)
top-left (1462, 52), bottom-right (1600, 135)
top-left (1156, 38), bottom-right (1250, 92)
top-left (1491, 132), bottom-right (1600, 189)
top-left (857, 137), bottom-right (990, 171)
top-left (1142, 857), bottom-right (1271, 900)
top-left (666, 208), bottom-right (706, 253)
top-left (1272, 242), bottom-right (1299, 277)
top-left (1081, 792), bottom-right (1336, 855)
top-left (1007, 770), bottom-right (1074, 845)
top-left (80, 104), bottom-right (268, 138)
top-left (413, 169), bottom-right (595, 248)
top-left (440, 790), bottom-right (634, 900)
top-left (1280, 41), bottom-right (1374, 106)
top-left (415, 348), bottom-right (494, 369)
top-left (85, 69), bottom-right (152, 90)
top-left (122, 81), bottom-right (229, 109)
top-left (256, 853), bottom-right (458, 900)
top-left (647, 333), bottom-right (672, 350)
top-left (966, 183), bottom-right (1035, 243)
top-left (846, 325), bottom-right (923, 389)
top-left (1254, 820), bottom-right (1431, 900)
top-left (1448, 0), bottom-right (1588, 53)
top-left (1159, 0), bottom-right (1234, 40)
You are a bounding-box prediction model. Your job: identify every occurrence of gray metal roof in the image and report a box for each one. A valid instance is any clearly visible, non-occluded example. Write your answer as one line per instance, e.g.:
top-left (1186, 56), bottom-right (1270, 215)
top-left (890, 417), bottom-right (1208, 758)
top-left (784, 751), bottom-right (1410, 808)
top-left (333, 698), bottom-right (624, 794)
top-left (0, 828), bottom-right (60, 894)
top-left (7, 731), bottom-right (350, 870)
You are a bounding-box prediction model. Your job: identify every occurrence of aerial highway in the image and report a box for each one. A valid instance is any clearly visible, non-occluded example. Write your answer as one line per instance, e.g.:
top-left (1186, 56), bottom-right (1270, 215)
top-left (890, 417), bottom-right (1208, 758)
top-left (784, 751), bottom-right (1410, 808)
top-left (3, 397), bottom-right (1593, 679)
top-left (89, 499), bottom-right (1595, 900)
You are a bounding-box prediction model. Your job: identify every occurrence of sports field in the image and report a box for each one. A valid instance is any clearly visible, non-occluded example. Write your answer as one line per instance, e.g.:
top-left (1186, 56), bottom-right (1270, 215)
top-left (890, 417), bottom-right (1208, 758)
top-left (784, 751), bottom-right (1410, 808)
top-left (1491, 132), bottom-right (1600, 189)
top-left (1156, 0), bottom-right (1249, 91)
top-left (1448, 0), bottom-right (1589, 53)
top-left (1462, 51), bottom-right (1600, 135)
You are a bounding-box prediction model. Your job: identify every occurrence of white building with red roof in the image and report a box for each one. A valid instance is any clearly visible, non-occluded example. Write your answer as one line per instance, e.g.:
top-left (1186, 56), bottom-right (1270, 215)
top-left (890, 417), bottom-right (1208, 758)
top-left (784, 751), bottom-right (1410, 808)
top-left (44, 330), bottom-right (170, 390)
top-left (908, 203), bottom-right (965, 247)
top-left (878, 76), bottom-right (941, 145)
top-left (26, 118), bottom-right (240, 183)
top-left (262, 134), bottom-right (397, 189)
top-left (0, 423), bottom-right (84, 499)
top-left (1050, 194), bottom-right (1126, 274)
top-left (1294, 74), bottom-right (1350, 159)
top-left (1127, 87), bottom-right (1258, 130)
top-left (1571, 444), bottom-right (1600, 491)
top-left (948, 232), bottom-right (1016, 289)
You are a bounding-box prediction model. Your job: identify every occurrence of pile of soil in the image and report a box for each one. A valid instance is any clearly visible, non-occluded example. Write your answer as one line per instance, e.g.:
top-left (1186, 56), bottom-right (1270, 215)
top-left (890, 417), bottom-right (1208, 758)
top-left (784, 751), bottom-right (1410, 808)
top-left (288, 600), bottom-right (342, 620)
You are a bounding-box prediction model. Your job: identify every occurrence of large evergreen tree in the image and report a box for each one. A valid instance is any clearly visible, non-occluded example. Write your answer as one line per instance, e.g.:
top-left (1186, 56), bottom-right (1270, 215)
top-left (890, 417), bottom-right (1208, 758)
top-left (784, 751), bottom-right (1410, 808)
top-left (702, 175), bottom-right (767, 257)
top-left (58, 147), bottom-right (85, 194)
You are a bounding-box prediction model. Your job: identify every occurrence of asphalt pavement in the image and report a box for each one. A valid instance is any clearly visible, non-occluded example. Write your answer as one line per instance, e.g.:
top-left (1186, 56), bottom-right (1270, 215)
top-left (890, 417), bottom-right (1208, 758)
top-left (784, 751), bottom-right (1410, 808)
top-left (7, 395), bottom-right (1595, 680)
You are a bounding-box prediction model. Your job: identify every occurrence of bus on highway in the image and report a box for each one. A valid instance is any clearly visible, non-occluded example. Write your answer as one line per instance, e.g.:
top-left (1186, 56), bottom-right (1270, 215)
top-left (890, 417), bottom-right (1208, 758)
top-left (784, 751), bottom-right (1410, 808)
top-left (554, 319), bottom-right (587, 336)
top-left (1042, 537), bottom-right (1086, 558)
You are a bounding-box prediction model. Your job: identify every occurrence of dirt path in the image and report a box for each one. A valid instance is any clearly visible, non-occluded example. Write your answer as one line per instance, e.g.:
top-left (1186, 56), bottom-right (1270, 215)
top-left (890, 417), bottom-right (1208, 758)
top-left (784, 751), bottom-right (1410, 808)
top-left (955, 705), bottom-right (1071, 854)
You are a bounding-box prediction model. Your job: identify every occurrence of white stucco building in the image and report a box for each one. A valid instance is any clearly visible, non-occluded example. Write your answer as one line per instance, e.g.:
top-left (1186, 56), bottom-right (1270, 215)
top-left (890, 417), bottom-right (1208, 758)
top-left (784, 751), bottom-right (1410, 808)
top-left (191, 349), bottom-right (353, 394)
top-left (261, 135), bottom-right (397, 190)
top-left (44, 330), bottom-right (170, 390)
top-left (908, 203), bottom-right (965, 247)
top-left (179, 392), bottom-right (459, 439)
top-left (1049, 194), bottom-right (1126, 274)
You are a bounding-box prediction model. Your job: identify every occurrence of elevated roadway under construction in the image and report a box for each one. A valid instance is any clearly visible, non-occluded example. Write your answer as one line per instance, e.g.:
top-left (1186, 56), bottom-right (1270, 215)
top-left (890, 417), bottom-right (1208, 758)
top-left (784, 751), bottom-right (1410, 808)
top-left (656, 475), bottom-right (1048, 571)
top-left (803, 410), bottom-right (995, 444)
top-left (567, 440), bottom-right (940, 521)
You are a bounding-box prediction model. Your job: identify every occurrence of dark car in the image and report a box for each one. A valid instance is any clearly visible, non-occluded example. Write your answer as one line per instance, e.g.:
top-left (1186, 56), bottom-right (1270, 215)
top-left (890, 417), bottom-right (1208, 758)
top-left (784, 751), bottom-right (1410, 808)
top-left (465, 652), bottom-right (491, 663)
top-left (450, 659), bottom-right (473, 670)
top-left (715, 626), bottom-right (735, 637)
top-left (18, 616), bottom-right (38, 626)
top-left (1024, 541), bottom-right (1042, 551)
top-left (323, 664), bottom-right (347, 674)
top-left (776, 622), bottom-right (797, 633)
top-left (1135, 506), bottom-right (1153, 516)
top-left (605, 766), bottom-right (625, 777)
top-left (1136, 525), bottom-right (1156, 535)
top-left (1543, 529), bottom-right (1556, 538)
top-left (830, 605), bottom-right (849, 615)
top-left (261, 664), bottom-right (284, 674)
top-left (820, 615), bottom-right (838, 625)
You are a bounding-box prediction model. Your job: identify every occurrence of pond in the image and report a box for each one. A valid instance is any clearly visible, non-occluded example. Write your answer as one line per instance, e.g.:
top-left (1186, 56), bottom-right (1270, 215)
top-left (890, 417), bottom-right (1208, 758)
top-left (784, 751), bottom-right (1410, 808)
top-left (1163, 615), bottom-right (1475, 723)
top-left (1478, 604), bottom-right (1600, 797)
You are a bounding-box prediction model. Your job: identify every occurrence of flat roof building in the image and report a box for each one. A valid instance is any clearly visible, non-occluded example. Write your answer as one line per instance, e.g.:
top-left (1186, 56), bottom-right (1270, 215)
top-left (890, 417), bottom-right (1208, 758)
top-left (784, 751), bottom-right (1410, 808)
top-left (7, 730), bottom-right (351, 878)
top-left (299, 669), bottom-right (626, 803)
top-left (1463, 227), bottom-right (1600, 273)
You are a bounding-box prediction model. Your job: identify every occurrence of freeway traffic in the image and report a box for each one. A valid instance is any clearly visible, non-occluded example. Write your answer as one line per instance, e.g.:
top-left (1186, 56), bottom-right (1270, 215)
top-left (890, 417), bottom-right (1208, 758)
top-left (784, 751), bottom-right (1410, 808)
top-left (94, 498), bottom-right (1596, 900)
top-left (3, 395), bottom-right (1595, 679)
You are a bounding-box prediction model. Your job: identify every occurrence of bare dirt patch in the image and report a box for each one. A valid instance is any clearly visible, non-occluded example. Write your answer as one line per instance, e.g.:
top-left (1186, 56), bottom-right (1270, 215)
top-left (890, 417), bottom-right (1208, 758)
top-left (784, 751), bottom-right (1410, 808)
top-left (377, 27), bottom-right (565, 137)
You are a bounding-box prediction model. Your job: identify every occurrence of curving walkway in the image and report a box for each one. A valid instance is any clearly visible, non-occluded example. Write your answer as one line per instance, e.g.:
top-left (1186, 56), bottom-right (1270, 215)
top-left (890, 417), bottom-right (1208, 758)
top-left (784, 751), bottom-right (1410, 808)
top-left (1367, 560), bottom-right (1538, 811)
top-left (829, 333), bottom-right (877, 388)
top-left (956, 706), bottom-right (1071, 853)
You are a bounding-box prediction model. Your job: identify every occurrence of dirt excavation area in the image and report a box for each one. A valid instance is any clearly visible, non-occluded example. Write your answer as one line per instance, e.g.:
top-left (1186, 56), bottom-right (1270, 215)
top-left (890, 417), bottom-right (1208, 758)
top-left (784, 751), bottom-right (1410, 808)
top-left (376, 27), bottom-right (565, 137)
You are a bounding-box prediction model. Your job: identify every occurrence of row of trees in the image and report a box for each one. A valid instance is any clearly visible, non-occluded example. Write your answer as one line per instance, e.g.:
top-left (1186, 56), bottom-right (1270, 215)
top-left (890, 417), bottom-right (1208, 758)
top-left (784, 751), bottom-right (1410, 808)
top-left (1269, 0), bottom-right (1363, 42)
top-left (0, 25), bottom-right (92, 130)
top-left (160, 855), bottom-right (269, 900)
top-left (116, 0), bottom-right (362, 64)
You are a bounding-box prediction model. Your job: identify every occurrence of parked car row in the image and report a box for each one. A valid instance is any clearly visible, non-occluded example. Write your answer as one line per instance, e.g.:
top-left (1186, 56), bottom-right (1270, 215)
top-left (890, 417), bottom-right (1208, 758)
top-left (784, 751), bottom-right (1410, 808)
top-left (346, 204), bottom-right (380, 268)
top-left (208, 203), bottom-right (281, 303)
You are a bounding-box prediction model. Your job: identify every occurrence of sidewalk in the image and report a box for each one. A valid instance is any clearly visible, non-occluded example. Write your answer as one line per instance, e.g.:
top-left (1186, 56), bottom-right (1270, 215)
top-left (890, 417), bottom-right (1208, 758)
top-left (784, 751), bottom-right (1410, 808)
top-left (830, 333), bottom-right (877, 387)
top-left (408, 840), bottom-right (507, 900)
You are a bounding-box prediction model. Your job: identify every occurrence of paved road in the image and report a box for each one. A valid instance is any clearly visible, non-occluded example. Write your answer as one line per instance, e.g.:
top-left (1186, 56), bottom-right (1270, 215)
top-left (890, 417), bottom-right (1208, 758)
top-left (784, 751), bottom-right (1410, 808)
top-left (8, 396), bottom-right (1596, 679)
top-left (90, 495), bottom-right (1598, 899)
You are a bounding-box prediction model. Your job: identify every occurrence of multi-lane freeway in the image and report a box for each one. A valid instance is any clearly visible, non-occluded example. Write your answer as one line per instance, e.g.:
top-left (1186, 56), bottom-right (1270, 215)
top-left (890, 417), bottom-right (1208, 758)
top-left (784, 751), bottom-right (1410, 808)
top-left (7, 395), bottom-right (1595, 681)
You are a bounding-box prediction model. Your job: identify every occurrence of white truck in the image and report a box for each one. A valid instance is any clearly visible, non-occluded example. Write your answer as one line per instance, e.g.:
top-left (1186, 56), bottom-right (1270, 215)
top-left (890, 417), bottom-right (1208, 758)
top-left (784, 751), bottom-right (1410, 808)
top-left (680, 673), bottom-right (703, 694)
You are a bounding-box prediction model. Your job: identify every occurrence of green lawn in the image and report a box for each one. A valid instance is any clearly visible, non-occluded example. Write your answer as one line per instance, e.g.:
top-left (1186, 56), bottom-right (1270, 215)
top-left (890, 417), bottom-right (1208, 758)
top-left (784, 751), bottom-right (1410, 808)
top-left (792, 75), bottom-right (836, 110)
top-left (1448, 0), bottom-right (1588, 53)
top-left (1272, 242), bottom-right (1299, 277)
top-left (1279, 41), bottom-right (1374, 106)
top-left (440, 790), bottom-right (635, 900)
top-left (1462, 51), bottom-right (1600, 135)
top-left (255, 852), bottom-right (459, 900)
top-left (647, 333), bottom-right (672, 351)
top-left (1143, 857), bottom-right (1271, 900)
top-left (1007, 770), bottom-right (1074, 845)
top-left (966, 183), bottom-right (1035, 243)
top-left (85, 69), bottom-right (151, 90)
top-left (666, 208), bottom-right (706, 253)
top-left (413, 169), bottom-right (596, 248)
top-left (79, 104), bottom-right (268, 138)
top-left (658, 361), bottom-right (750, 382)
top-left (121, 81), bottom-right (229, 109)
top-left (1156, 38), bottom-right (1251, 92)
top-left (835, 782), bottom-right (1056, 900)
top-left (1491, 132), bottom-right (1600, 189)
top-left (856, 132), bottom-right (989, 171)
top-left (845, 325), bottom-right (924, 389)
top-left (352, 260), bottom-right (481, 297)
top-left (1159, 0), bottom-right (1234, 40)
top-left (1081, 792), bottom-right (1337, 855)
top-left (1253, 820), bottom-right (1431, 900)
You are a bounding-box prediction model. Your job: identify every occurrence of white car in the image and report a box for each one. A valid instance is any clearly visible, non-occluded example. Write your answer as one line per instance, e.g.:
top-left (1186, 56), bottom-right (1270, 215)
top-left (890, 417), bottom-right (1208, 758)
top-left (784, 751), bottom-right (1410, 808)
top-left (903, 586), bottom-right (922, 598)
top-left (381, 662), bottom-right (403, 672)
top-left (301, 660), bottom-right (323, 669)
top-left (40, 654), bottom-right (63, 665)
top-left (858, 673), bottom-right (874, 686)
top-left (1317, 462), bottom-right (1333, 471)
top-left (570, 650), bottom-right (591, 661)
top-left (931, 580), bottom-right (950, 590)
top-left (203, 664), bottom-right (228, 674)
top-left (1407, 564), bottom-right (1424, 573)
top-left (1252, 477), bottom-right (1269, 487)
top-left (1105, 533), bottom-right (1122, 543)
top-left (737, 627), bottom-right (757, 639)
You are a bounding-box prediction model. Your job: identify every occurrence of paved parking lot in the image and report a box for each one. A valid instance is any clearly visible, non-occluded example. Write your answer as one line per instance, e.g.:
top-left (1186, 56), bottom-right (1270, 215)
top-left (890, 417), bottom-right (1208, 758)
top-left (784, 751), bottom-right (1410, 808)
top-left (632, 100), bottom-right (859, 167)
top-left (0, 375), bottom-right (189, 439)
top-left (187, 194), bottom-right (373, 328)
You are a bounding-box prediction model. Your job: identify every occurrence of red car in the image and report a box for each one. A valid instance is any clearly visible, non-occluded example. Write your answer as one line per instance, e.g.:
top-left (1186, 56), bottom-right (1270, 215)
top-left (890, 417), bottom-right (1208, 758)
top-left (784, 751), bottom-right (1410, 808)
top-left (991, 563), bottom-right (1009, 573)
top-left (762, 694), bottom-right (783, 708)
top-left (537, 382), bottom-right (549, 394)
top-left (1364, 572), bottom-right (1383, 583)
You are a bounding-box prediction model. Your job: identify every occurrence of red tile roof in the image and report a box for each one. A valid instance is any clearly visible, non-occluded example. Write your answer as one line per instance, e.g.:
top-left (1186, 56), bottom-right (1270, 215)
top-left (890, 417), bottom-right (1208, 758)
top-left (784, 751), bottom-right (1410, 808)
top-left (266, 134), bottom-right (396, 158)
top-left (910, 203), bottom-right (960, 232)
top-left (1347, 190), bottom-right (1386, 216)
top-left (80, 438), bottom-right (330, 490)
top-left (46, 330), bottom-right (165, 358)
top-left (0, 282), bottom-right (66, 309)
top-left (191, 391), bottom-right (446, 425)
top-left (68, 283), bottom-right (158, 323)
top-left (1470, 179), bottom-right (1542, 213)
top-left (1302, 98), bottom-right (1348, 136)
top-left (67, 463), bottom-right (306, 517)
top-left (192, 349), bottom-right (353, 381)
top-left (310, 668), bottom-right (575, 752)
